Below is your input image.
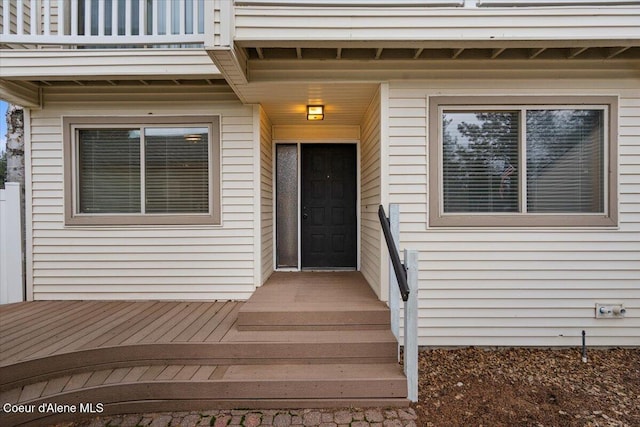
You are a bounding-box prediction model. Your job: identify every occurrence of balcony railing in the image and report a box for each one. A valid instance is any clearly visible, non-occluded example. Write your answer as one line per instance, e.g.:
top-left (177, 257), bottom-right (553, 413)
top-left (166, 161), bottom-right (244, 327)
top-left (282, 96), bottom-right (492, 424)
top-left (0, 0), bottom-right (208, 47)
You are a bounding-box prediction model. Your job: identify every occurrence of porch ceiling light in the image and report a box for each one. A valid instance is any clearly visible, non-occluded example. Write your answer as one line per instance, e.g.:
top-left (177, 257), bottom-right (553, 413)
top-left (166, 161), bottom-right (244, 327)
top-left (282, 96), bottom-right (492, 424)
top-left (307, 105), bottom-right (324, 121)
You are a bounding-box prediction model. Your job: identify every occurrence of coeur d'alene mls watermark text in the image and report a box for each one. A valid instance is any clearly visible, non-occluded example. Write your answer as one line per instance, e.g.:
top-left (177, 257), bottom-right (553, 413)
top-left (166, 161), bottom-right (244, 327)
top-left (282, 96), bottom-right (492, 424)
top-left (3, 402), bottom-right (104, 415)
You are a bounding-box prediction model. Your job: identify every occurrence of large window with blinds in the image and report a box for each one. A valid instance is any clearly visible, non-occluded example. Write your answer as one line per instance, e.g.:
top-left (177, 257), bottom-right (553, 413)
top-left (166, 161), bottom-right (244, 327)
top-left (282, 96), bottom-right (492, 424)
top-left (63, 116), bottom-right (220, 226)
top-left (428, 97), bottom-right (618, 227)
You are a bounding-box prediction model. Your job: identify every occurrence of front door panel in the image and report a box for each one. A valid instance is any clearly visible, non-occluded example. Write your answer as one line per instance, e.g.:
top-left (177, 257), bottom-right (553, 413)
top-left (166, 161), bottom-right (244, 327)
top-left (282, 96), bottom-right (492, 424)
top-left (301, 144), bottom-right (357, 268)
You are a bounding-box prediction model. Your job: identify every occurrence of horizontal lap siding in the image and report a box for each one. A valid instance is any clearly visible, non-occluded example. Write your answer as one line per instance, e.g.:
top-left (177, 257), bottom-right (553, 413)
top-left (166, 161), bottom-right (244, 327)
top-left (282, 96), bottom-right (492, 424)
top-left (360, 87), bottom-right (382, 298)
top-left (260, 106), bottom-right (274, 283)
top-left (235, 7), bottom-right (640, 41)
top-left (388, 80), bottom-right (640, 346)
top-left (30, 86), bottom-right (257, 300)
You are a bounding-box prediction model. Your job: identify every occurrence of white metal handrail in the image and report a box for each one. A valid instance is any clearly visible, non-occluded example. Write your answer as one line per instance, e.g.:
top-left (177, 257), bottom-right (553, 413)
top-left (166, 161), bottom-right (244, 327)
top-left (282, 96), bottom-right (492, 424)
top-left (0, 0), bottom-right (206, 46)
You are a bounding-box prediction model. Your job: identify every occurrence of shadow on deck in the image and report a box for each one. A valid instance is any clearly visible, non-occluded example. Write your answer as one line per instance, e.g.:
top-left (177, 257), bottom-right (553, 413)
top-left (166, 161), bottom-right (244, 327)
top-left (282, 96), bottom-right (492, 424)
top-left (0, 272), bottom-right (407, 426)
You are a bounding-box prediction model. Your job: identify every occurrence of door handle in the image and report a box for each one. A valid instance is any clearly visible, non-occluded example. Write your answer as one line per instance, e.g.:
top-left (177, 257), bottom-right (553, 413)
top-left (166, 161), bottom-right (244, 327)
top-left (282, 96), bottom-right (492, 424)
top-left (303, 206), bottom-right (308, 220)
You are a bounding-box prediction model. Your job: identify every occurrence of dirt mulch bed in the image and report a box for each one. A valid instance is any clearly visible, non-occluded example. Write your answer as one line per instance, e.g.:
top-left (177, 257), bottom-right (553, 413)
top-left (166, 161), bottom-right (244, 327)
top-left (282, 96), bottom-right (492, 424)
top-left (414, 348), bottom-right (639, 427)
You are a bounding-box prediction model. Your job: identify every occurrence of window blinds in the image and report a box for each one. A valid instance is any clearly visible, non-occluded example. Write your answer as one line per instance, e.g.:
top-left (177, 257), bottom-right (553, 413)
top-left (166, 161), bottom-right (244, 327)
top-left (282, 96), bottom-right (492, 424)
top-left (441, 108), bottom-right (605, 215)
top-left (442, 111), bottom-right (519, 213)
top-left (78, 129), bottom-right (141, 213)
top-left (77, 126), bottom-right (209, 215)
top-left (144, 127), bottom-right (209, 214)
top-left (526, 110), bottom-right (604, 213)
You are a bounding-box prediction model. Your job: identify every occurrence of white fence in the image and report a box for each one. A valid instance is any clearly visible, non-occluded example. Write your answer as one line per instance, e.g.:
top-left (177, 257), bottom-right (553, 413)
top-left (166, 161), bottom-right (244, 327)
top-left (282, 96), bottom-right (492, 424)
top-left (0, 182), bottom-right (24, 304)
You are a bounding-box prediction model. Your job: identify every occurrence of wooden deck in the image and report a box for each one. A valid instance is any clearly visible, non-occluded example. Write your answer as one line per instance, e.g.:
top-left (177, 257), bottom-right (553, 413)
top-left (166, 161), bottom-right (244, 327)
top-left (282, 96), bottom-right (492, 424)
top-left (0, 272), bottom-right (407, 426)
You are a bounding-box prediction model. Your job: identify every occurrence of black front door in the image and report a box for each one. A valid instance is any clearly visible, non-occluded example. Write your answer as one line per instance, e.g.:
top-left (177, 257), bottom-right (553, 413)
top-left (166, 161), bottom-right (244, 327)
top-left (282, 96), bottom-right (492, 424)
top-left (301, 144), bottom-right (357, 269)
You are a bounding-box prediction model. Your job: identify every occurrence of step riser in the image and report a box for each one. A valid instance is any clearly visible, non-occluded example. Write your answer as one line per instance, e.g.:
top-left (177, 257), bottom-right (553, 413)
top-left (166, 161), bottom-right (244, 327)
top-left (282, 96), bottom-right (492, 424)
top-left (237, 324), bottom-right (390, 331)
top-left (24, 379), bottom-right (408, 401)
top-left (237, 311), bottom-right (390, 330)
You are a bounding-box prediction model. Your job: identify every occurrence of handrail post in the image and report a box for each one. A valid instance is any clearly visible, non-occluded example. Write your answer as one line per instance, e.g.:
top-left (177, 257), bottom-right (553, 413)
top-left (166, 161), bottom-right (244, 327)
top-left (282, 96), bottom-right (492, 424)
top-left (404, 249), bottom-right (419, 403)
top-left (388, 204), bottom-right (400, 347)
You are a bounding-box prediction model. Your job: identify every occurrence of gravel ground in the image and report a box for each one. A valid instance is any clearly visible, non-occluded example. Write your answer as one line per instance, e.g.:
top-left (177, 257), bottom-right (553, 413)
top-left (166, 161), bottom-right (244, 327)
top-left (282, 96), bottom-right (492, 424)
top-left (414, 347), bottom-right (639, 427)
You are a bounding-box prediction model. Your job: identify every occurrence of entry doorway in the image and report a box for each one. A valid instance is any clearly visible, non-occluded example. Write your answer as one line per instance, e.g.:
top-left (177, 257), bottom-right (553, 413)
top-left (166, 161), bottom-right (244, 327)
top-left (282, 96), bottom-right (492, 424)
top-left (275, 143), bottom-right (358, 270)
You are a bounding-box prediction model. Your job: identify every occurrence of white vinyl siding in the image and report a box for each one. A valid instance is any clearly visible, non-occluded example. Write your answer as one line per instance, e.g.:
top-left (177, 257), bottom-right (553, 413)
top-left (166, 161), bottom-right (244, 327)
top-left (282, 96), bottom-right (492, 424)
top-left (259, 105), bottom-right (274, 282)
top-left (388, 78), bottom-right (639, 347)
top-left (29, 84), bottom-right (258, 300)
top-left (360, 87), bottom-right (383, 298)
top-left (0, 50), bottom-right (219, 81)
top-left (234, 5), bottom-right (640, 42)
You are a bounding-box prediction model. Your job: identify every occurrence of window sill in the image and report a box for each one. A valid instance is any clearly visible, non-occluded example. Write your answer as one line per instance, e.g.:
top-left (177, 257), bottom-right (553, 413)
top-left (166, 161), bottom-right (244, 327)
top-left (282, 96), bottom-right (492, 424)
top-left (428, 213), bottom-right (618, 229)
top-left (65, 213), bottom-right (221, 227)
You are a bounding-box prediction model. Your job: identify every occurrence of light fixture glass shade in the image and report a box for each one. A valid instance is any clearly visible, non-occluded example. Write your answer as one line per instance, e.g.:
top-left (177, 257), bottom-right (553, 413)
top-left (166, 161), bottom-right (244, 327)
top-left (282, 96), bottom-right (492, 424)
top-left (307, 105), bottom-right (324, 121)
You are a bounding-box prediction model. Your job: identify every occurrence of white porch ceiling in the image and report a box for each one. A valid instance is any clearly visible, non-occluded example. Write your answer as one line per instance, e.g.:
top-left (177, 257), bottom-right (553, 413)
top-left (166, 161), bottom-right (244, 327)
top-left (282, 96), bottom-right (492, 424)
top-left (212, 41), bottom-right (639, 126)
top-left (242, 82), bottom-right (380, 126)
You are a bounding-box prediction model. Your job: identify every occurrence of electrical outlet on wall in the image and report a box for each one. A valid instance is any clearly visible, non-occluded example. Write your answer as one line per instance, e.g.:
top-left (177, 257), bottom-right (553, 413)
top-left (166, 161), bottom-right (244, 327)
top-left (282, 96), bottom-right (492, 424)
top-left (595, 303), bottom-right (626, 319)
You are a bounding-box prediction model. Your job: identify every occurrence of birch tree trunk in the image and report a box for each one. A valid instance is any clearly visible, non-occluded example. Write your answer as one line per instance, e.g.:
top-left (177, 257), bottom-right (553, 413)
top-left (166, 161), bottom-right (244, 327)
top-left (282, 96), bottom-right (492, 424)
top-left (6, 104), bottom-right (25, 185)
top-left (5, 103), bottom-right (26, 299)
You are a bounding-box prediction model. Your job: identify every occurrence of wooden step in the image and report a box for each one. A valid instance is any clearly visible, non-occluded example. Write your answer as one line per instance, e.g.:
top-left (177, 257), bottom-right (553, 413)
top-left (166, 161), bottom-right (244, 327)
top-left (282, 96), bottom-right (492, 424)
top-left (0, 274), bottom-right (407, 426)
top-left (0, 329), bottom-right (399, 391)
top-left (1, 363), bottom-right (408, 426)
top-left (237, 271), bottom-right (391, 330)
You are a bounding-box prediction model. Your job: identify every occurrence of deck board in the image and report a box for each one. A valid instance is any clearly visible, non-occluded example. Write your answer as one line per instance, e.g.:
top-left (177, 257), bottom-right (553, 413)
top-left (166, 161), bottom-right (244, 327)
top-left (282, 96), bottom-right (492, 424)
top-left (122, 366), bottom-right (151, 383)
top-left (2, 302), bottom-right (106, 362)
top-left (141, 302), bottom-right (204, 343)
top-left (41, 375), bottom-right (71, 396)
top-left (63, 372), bottom-right (93, 391)
top-left (0, 301), bottom-right (242, 367)
top-left (104, 368), bottom-right (133, 385)
top-left (80, 301), bottom-right (166, 348)
top-left (140, 365), bottom-right (167, 381)
top-left (156, 365), bottom-right (184, 381)
top-left (85, 369), bottom-right (114, 388)
top-left (0, 301), bottom-right (64, 325)
top-left (173, 301), bottom-right (225, 342)
top-left (18, 381), bottom-right (47, 402)
top-left (27, 302), bottom-right (136, 359)
top-left (0, 386), bottom-right (21, 405)
top-left (160, 303), bottom-right (211, 343)
top-left (210, 366), bottom-right (228, 380)
top-left (121, 303), bottom-right (193, 345)
top-left (191, 365), bottom-right (217, 381)
top-left (206, 303), bottom-right (242, 342)
top-left (0, 302), bottom-right (89, 345)
top-left (0, 301), bottom-right (96, 345)
top-left (69, 302), bottom-right (156, 350)
top-left (174, 365), bottom-right (200, 381)
top-left (101, 302), bottom-right (175, 346)
top-left (188, 302), bottom-right (237, 342)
